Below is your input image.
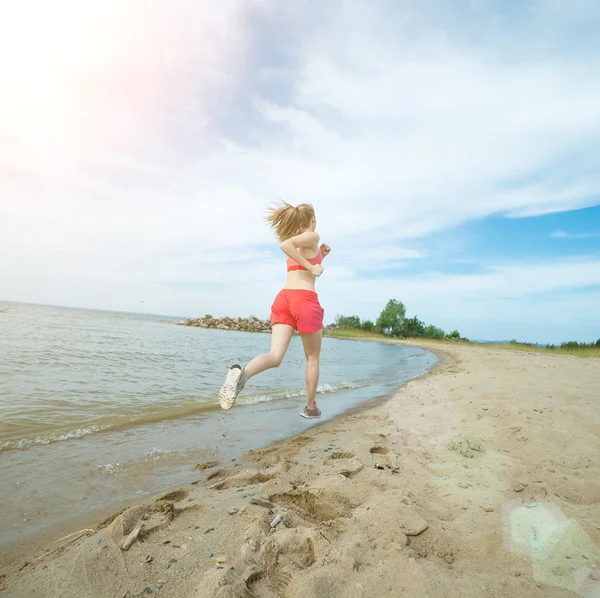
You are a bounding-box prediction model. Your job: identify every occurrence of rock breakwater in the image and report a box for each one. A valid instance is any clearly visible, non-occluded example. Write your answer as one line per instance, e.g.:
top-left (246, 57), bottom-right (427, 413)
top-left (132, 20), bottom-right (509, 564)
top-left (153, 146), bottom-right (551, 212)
top-left (176, 314), bottom-right (272, 333)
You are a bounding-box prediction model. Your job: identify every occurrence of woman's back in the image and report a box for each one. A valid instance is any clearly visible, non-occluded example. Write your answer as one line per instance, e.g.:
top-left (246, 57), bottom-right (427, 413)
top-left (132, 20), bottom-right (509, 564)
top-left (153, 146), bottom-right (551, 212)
top-left (284, 245), bottom-right (322, 290)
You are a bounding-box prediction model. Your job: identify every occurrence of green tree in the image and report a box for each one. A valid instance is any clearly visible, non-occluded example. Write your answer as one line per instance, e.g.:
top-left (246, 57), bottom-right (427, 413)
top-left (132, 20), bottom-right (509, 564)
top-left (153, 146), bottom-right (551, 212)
top-left (595, 338), bottom-right (600, 347)
top-left (376, 299), bottom-right (406, 336)
top-left (361, 320), bottom-right (375, 331)
top-left (447, 330), bottom-right (461, 339)
top-left (560, 341), bottom-right (580, 349)
top-left (402, 315), bottom-right (426, 337)
top-left (335, 314), bottom-right (362, 329)
top-left (423, 324), bottom-right (445, 339)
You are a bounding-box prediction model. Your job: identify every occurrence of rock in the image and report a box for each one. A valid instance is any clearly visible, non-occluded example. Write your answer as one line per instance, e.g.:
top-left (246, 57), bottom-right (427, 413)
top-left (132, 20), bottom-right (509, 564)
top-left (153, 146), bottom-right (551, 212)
top-left (177, 315), bottom-right (272, 334)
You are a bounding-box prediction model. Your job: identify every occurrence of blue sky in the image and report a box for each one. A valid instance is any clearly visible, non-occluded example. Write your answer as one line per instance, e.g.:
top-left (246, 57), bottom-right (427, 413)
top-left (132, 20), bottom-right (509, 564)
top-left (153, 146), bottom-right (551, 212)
top-left (1, 0), bottom-right (599, 343)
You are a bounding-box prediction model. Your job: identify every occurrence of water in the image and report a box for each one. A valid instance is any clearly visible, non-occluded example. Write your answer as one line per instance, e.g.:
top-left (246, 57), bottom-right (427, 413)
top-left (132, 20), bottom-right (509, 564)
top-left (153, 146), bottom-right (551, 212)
top-left (0, 302), bottom-right (436, 548)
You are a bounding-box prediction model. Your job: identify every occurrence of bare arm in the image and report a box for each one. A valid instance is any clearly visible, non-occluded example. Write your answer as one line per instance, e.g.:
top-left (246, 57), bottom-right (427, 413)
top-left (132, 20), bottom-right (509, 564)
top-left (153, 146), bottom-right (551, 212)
top-left (280, 231), bottom-right (321, 272)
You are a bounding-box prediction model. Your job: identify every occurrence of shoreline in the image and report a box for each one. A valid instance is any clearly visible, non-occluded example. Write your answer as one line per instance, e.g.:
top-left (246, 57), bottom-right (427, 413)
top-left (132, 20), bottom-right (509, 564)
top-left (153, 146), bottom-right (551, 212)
top-left (0, 339), bottom-right (440, 571)
top-left (2, 341), bottom-right (599, 597)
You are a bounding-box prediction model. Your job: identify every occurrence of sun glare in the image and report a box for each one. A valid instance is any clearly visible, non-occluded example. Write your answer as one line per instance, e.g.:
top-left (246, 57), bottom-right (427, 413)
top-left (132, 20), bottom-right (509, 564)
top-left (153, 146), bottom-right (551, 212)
top-left (0, 1), bottom-right (168, 176)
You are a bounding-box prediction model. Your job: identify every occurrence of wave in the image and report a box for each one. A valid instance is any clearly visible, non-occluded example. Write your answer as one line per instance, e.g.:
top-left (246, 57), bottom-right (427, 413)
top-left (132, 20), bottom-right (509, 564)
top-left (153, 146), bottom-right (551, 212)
top-left (0, 424), bottom-right (109, 452)
top-left (0, 380), bottom-right (370, 454)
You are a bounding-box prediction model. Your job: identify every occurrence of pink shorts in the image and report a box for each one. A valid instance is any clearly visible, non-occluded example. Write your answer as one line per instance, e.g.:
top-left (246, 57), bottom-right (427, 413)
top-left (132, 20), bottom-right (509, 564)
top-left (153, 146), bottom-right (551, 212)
top-left (270, 289), bottom-right (324, 334)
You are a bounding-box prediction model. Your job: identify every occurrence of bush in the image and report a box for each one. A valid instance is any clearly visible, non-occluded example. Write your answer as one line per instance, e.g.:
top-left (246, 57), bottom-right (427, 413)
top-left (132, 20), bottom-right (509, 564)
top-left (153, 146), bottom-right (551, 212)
top-left (335, 314), bottom-right (362, 329)
top-left (401, 315), bottom-right (426, 337)
top-left (509, 339), bottom-right (537, 347)
top-left (447, 330), bottom-right (461, 339)
top-left (423, 324), bottom-right (446, 339)
top-left (361, 320), bottom-right (375, 331)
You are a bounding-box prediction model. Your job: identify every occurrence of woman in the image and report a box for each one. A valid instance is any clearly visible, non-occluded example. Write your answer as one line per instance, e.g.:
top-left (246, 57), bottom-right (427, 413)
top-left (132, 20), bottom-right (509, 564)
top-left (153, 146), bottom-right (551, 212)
top-left (218, 202), bottom-right (331, 419)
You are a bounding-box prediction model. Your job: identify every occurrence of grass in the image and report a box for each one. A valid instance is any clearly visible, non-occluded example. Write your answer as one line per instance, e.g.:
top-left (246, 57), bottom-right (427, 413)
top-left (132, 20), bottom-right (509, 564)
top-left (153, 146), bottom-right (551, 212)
top-left (323, 327), bottom-right (387, 340)
top-left (419, 337), bottom-right (600, 357)
top-left (324, 328), bottom-right (600, 358)
top-left (472, 342), bottom-right (600, 358)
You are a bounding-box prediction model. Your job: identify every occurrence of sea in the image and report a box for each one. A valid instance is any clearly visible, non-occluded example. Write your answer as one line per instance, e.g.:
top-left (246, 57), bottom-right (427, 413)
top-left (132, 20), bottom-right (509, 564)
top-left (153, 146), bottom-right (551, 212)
top-left (0, 302), bottom-right (436, 548)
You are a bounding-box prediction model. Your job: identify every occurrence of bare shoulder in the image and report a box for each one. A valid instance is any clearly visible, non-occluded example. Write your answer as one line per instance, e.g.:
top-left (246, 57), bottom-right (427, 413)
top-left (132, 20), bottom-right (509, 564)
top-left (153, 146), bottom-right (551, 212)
top-left (281, 231), bottom-right (320, 249)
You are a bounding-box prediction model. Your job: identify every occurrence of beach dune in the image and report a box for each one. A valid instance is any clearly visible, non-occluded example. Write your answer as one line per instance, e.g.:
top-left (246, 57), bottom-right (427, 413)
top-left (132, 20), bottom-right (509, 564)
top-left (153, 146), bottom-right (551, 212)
top-left (1, 342), bottom-right (599, 597)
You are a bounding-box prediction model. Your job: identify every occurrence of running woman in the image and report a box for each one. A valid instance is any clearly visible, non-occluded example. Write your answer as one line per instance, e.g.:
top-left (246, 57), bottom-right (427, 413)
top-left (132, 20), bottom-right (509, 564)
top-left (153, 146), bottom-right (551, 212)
top-left (217, 202), bottom-right (331, 418)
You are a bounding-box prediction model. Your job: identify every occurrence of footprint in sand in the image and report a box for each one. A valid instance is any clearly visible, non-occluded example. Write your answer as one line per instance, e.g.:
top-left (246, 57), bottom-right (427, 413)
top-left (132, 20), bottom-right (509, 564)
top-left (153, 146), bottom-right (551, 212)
top-left (269, 489), bottom-right (350, 523)
top-left (325, 452), bottom-right (364, 479)
top-left (369, 445), bottom-right (390, 455)
top-left (210, 471), bottom-right (278, 491)
top-left (206, 468), bottom-right (237, 482)
top-left (328, 451), bottom-right (355, 460)
top-left (157, 489), bottom-right (188, 502)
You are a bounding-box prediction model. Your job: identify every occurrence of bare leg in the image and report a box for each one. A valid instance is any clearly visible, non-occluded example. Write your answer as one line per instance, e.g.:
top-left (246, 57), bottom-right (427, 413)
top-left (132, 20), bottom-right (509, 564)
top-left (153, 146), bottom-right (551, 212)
top-left (300, 329), bottom-right (322, 408)
top-left (243, 323), bottom-right (294, 381)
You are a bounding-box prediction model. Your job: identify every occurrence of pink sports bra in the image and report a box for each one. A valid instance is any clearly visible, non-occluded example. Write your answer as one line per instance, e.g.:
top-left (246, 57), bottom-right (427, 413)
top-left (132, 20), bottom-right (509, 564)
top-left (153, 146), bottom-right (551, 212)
top-left (287, 250), bottom-right (322, 272)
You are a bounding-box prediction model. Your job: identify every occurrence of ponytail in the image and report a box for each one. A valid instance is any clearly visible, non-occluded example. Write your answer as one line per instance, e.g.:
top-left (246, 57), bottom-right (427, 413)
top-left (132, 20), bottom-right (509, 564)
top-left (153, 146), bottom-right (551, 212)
top-left (265, 201), bottom-right (315, 242)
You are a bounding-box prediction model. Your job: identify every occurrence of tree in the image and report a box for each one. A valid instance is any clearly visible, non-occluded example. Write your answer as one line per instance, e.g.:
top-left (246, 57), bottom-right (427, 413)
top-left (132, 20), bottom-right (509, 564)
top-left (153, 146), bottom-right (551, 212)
top-left (361, 320), bottom-right (375, 331)
top-left (376, 299), bottom-right (406, 336)
top-left (596, 338), bottom-right (600, 347)
top-left (402, 315), bottom-right (426, 337)
top-left (335, 314), bottom-right (361, 329)
top-left (447, 330), bottom-right (461, 339)
top-left (560, 341), bottom-right (580, 349)
top-left (423, 324), bottom-right (445, 339)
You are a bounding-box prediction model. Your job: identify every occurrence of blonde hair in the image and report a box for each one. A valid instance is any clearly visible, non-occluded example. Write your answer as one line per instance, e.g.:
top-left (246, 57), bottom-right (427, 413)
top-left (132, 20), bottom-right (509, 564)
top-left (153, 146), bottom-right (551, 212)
top-left (265, 201), bottom-right (315, 242)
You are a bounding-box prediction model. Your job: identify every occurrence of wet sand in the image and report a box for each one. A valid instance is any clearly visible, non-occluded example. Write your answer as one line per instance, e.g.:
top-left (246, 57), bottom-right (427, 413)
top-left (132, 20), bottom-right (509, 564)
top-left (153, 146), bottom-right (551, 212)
top-left (1, 341), bottom-right (600, 598)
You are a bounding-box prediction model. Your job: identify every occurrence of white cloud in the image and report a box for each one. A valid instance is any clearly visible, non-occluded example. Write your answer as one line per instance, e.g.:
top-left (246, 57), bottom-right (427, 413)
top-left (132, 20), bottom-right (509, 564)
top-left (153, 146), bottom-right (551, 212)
top-left (1, 0), bottom-right (600, 341)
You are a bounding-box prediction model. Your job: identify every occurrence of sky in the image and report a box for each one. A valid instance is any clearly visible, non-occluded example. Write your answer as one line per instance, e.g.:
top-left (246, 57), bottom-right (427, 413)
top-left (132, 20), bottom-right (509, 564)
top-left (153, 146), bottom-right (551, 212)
top-left (1, 0), bottom-right (599, 344)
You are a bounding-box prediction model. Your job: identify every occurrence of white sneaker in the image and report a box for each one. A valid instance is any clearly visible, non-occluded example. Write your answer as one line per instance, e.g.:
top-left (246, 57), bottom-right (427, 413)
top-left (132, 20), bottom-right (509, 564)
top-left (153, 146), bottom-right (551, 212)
top-left (218, 365), bottom-right (245, 410)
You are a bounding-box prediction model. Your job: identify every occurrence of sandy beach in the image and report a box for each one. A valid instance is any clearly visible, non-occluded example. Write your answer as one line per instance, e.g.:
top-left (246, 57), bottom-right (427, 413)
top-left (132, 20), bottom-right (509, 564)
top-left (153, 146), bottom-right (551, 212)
top-left (1, 341), bottom-right (599, 598)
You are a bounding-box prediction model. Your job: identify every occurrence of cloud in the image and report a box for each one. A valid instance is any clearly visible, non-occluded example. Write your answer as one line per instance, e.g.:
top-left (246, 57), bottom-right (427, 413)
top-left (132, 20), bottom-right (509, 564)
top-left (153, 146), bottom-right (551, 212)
top-left (551, 230), bottom-right (600, 239)
top-left (1, 0), bottom-right (600, 342)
